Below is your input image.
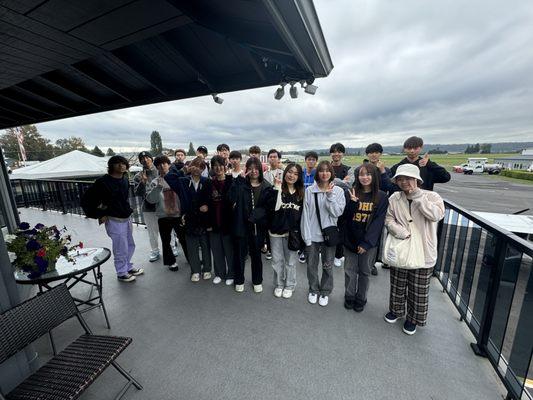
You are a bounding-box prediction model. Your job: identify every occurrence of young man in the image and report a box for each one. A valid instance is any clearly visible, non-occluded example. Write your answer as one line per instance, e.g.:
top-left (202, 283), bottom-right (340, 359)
top-left (264, 149), bottom-right (284, 184)
top-left (171, 148), bottom-right (187, 174)
top-left (216, 143), bottom-right (230, 166)
top-left (92, 156), bottom-right (144, 282)
top-left (390, 136), bottom-right (451, 191)
top-left (302, 151), bottom-right (318, 189)
top-left (228, 150), bottom-right (243, 178)
top-left (330, 143), bottom-right (350, 181)
top-left (249, 145), bottom-right (268, 172)
top-left (196, 146), bottom-right (210, 178)
top-left (133, 151), bottom-right (160, 262)
top-left (330, 143), bottom-right (350, 267)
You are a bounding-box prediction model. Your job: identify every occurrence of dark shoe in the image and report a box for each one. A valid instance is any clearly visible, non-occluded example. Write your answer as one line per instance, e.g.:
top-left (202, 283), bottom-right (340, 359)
top-left (265, 251), bottom-right (272, 260)
top-left (260, 245), bottom-right (268, 254)
top-left (344, 299), bottom-right (354, 310)
top-left (384, 311), bottom-right (399, 323)
top-left (117, 274), bottom-right (136, 282)
top-left (128, 268), bottom-right (144, 276)
top-left (403, 320), bottom-right (417, 335)
top-left (168, 264), bottom-right (179, 271)
top-left (371, 266), bottom-right (378, 276)
top-left (353, 299), bottom-right (366, 312)
top-left (298, 253), bottom-right (306, 264)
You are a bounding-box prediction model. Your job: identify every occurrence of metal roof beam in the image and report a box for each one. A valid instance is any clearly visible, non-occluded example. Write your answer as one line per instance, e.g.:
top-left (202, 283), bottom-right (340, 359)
top-left (0, 94), bottom-right (53, 117)
top-left (12, 84), bottom-right (77, 113)
top-left (71, 63), bottom-right (133, 103)
top-left (39, 72), bottom-right (103, 108)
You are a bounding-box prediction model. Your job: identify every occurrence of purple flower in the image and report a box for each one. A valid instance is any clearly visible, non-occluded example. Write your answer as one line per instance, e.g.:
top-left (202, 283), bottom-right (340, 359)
top-left (34, 256), bottom-right (48, 273)
top-left (26, 239), bottom-right (41, 251)
top-left (34, 223), bottom-right (45, 230)
top-left (19, 222), bottom-right (30, 230)
top-left (25, 229), bottom-right (37, 235)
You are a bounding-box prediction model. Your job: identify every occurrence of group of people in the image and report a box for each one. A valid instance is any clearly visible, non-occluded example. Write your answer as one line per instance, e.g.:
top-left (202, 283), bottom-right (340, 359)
top-left (87, 136), bottom-right (450, 335)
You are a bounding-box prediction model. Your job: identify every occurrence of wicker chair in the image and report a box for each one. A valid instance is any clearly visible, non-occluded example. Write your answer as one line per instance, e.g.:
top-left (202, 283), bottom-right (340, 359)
top-left (0, 284), bottom-right (142, 400)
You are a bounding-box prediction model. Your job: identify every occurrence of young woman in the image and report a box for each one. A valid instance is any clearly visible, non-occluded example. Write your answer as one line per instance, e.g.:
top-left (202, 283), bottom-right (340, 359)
top-left (229, 157), bottom-right (271, 293)
top-left (342, 163), bottom-right (388, 312)
top-left (384, 164), bottom-right (445, 335)
top-left (165, 157), bottom-right (212, 282)
top-left (208, 155), bottom-right (235, 285)
top-left (301, 160), bottom-right (346, 307)
top-left (266, 163), bottom-right (304, 299)
top-left (146, 155), bottom-right (186, 272)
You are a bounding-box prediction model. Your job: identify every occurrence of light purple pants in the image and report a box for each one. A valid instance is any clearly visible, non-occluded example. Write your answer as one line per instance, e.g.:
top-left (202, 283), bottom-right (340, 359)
top-left (105, 219), bottom-right (136, 276)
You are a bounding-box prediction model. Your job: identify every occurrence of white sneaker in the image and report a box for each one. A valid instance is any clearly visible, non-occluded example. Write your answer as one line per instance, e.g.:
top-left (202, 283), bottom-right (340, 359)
top-left (149, 251), bottom-right (160, 262)
top-left (225, 279), bottom-right (234, 286)
top-left (282, 288), bottom-right (293, 299)
top-left (308, 293), bottom-right (318, 304)
top-left (213, 276), bottom-right (222, 284)
top-left (274, 288), bottom-right (283, 298)
top-left (202, 272), bottom-right (212, 280)
top-left (235, 284), bottom-right (244, 292)
top-left (374, 261), bottom-right (383, 268)
top-left (318, 295), bottom-right (329, 307)
top-left (253, 284), bottom-right (263, 293)
top-left (191, 273), bottom-right (200, 282)
top-left (334, 257), bottom-right (343, 267)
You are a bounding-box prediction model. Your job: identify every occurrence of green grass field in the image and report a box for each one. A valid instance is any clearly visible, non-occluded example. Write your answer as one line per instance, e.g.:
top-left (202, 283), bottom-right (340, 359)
top-left (318, 153), bottom-right (518, 170)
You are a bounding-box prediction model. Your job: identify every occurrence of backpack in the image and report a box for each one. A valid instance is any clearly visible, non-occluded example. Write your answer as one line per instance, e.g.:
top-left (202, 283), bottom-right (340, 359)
top-left (80, 183), bottom-right (107, 219)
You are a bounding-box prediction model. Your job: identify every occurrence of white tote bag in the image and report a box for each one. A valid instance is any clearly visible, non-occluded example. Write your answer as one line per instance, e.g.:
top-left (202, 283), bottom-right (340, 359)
top-left (383, 197), bottom-right (425, 269)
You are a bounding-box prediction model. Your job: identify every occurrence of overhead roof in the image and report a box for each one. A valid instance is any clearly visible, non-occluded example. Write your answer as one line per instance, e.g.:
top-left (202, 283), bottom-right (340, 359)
top-left (0, 0), bottom-right (333, 129)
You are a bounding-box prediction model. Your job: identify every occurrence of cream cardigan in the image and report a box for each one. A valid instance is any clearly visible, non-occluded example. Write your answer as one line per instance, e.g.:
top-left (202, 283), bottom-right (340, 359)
top-left (385, 189), bottom-right (445, 268)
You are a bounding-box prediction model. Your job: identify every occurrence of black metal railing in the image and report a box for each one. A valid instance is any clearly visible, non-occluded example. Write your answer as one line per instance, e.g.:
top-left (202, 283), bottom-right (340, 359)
top-left (10, 179), bottom-right (145, 225)
top-left (436, 200), bottom-right (533, 400)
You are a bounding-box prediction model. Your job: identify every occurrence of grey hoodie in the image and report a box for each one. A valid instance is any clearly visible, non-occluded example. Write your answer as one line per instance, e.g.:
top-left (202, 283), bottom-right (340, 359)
top-left (301, 182), bottom-right (346, 246)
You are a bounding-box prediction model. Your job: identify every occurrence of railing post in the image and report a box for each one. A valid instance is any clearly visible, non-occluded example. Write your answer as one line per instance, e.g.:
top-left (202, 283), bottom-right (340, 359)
top-left (57, 181), bottom-right (67, 214)
top-left (37, 180), bottom-right (46, 211)
top-left (20, 180), bottom-right (29, 208)
top-left (471, 238), bottom-right (508, 357)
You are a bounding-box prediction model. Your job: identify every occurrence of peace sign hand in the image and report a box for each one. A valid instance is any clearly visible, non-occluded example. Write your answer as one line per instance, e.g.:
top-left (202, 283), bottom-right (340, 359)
top-left (419, 153), bottom-right (430, 167)
top-left (326, 182), bottom-right (335, 193)
top-left (349, 188), bottom-right (359, 202)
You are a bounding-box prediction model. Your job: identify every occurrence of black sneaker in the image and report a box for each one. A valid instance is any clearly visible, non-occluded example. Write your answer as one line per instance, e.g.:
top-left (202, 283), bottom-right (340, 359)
top-left (403, 320), bottom-right (417, 335)
top-left (371, 266), bottom-right (378, 276)
top-left (128, 268), bottom-right (144, 276)
top-left (298, 253), bottom-right (306, 264)
top-left (117, 274), bottom-right (136, 282)
top-left (168, 264), bottom-right (179, 271)
top-left (265, 251), bottom-right (272, 260)
top-left (384, 311), bottom-right (399, 324)
top-left (344, 299), bottom-right (354, 310)
top-left (353, 299), bottom-right (366, 312)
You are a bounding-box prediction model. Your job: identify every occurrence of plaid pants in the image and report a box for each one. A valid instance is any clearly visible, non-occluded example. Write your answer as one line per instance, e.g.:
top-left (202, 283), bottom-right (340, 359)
top-left (389, 267), bottom-right (433, 326)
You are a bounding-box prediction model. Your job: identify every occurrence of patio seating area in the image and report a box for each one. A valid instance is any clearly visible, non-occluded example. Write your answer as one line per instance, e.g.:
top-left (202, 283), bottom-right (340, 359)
top-left (17, 208), bottom-right (505, 400)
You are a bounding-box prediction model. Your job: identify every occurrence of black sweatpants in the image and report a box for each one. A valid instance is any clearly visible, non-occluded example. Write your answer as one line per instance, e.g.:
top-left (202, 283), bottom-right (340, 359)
top-left (158, 217), bottom-right (188, 266)
top-left (233, 230), bottom-right (264, 286)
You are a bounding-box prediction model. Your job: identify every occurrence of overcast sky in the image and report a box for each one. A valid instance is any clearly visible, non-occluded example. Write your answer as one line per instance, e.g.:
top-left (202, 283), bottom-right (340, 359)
top-left (36, 0), bottom-right (533, 153)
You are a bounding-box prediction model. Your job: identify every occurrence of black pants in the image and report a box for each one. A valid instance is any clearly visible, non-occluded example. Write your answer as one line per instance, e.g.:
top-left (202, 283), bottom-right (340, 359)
top-left (233, 231), bottom-right (264, 285)
top-left (158, 217), bottom-right (188, 266)
top-left (335, 243), bottom-right (344, 259)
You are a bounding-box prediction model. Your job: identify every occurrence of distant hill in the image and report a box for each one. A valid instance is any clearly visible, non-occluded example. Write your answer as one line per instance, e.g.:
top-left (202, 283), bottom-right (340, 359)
top-left (301, 142), bottom-right (533, 155)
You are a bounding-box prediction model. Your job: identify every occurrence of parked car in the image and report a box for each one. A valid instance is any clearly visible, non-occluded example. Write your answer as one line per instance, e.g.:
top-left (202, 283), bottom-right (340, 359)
top-left (453, 163), bottom-right (468, 173)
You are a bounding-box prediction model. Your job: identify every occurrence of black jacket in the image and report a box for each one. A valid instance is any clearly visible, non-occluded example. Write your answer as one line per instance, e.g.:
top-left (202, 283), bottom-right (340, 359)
top-left (228, 176), bottom-right (271, 238)
top-left (264, 187), bottom-right (303, 235)
top-left (342, 190), bottom-right (388, 252)
top-left (390, 157), bottom-right (450, 192)
top-left (164, 172), bottom-right (211, 235)
top-left (91, 174), bottom-right (133, 219)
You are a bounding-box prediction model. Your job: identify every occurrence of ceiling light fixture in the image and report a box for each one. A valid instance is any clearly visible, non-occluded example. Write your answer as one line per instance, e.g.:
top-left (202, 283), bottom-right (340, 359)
top-left (289, 82), bottom-right (298, 98)
top-left (212, 93), bottom-right (224, 104)
top-left (274, 83), bottom-right (286, 100)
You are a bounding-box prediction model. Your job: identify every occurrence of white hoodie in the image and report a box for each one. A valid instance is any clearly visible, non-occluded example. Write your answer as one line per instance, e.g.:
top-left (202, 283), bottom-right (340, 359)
top-left (301, 182), bottom-right (346, 246)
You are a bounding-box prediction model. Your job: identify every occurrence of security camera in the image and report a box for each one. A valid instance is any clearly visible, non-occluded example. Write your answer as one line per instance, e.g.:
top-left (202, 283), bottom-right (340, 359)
top-left (212, 94), bottom-right (224, 104)
top-left (304, 84), bottom-right (317, 95)
top-left (289, 82), bottom-right (298, 99)
top-left (274, 84), bottom-right (285, 100)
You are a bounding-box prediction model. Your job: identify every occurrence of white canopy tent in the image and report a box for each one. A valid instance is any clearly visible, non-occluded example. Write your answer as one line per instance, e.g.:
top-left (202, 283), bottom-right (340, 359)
top-left (10, 150), bottom-right (141, 180)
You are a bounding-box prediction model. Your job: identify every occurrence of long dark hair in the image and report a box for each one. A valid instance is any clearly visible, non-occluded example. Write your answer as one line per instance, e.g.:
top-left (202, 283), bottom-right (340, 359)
top-left (282, 163), bottom-right (304, 201)
top-left (245, 157), bottom-right (264, 183)
top-left (353, 163), bottom-right (380, 205)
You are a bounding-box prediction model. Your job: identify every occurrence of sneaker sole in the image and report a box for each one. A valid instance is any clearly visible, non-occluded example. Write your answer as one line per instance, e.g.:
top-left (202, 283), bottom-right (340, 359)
top-left (384, 316), bottom-right (399, 324)
top-left (403, 327), bottom-right (417, 335)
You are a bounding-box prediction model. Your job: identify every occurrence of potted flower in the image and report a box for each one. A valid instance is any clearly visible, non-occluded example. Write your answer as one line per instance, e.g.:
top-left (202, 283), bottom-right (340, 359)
top-left (5, 222), bottom-right (81, 279)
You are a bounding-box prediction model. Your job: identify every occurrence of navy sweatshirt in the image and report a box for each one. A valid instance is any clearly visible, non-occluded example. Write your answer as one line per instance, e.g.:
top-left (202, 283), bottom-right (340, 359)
top-left (92, 174), bottom-right (132, 219)
top-left (264, 187), bottom-right (303, 235)
top-left (342, 190), bottom-right (388, 252)
top-left (390, 157), bottom-right (450, 192)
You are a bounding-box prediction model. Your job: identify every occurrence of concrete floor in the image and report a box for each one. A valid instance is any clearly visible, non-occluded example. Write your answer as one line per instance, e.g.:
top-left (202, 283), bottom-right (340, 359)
top-left (16, 208), bottom-right (506, 400)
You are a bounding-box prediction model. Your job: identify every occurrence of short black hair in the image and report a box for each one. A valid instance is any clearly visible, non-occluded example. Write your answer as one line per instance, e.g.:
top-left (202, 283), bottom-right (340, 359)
top-left (403, 136), bottom-right (424, 149)
top-left (196, 146), bottom-right (208, 155)
top-left (154, 155), bottom-right (171, 167)
top-left (107, 155), bottom-right (129, 173)
top-left (329, 142), bottom-right (345, 154)
top-left (249, 145), bottom-right (261, 154)
top-left (175, 148), bottom-right (186, 156)
top-left (267, 149), bottom-right (281, 158)
top-left (305, 151), bottom-right (318, 160)
top-left (229, 150), bottom-right (242, 160)
top-left (210, 155), bottom-right (226, 168)
top-left (216, 143), bottom-right (230, 152)
top-left (365, 143), bottom-right (384, 154)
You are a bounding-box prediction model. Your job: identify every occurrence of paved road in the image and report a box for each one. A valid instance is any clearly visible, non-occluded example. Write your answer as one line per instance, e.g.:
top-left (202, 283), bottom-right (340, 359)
top-left (433, 172), bottom-right (533, 215)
